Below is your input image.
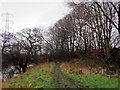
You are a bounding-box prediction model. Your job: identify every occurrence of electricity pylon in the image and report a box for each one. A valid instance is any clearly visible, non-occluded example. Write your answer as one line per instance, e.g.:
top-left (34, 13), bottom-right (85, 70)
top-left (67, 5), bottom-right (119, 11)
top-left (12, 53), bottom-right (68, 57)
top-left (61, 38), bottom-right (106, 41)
top-left (1, 12), bottom-right (14, 54)
top-left (1, 12), bottom-right (14, 33)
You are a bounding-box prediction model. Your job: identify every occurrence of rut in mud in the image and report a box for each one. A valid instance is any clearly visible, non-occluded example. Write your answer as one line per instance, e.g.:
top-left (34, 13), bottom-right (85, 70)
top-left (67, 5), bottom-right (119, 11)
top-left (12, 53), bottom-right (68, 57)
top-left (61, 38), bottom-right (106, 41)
top-left (54, 63), bottom-right (81, 88)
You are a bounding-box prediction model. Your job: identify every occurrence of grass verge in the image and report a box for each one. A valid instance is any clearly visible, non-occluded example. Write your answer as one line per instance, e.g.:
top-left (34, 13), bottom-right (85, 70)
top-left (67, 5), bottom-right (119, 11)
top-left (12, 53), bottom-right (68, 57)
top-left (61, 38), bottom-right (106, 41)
top-left (2, 62), bottom-right (58, 88)
top-left (61, 62), bottom-right (119, 88)
top-left (65, 73), bottom-right (119, 88)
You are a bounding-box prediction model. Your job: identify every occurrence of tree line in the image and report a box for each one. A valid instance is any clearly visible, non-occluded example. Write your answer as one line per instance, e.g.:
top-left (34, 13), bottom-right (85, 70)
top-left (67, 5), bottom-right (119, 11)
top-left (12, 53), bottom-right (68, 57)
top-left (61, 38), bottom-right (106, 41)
top-left (0, 1), bottom-right (120, 73)
top-left (0, 27), bottom-right (44, 73)
top-left (44, 2), bottom-right (120, 62)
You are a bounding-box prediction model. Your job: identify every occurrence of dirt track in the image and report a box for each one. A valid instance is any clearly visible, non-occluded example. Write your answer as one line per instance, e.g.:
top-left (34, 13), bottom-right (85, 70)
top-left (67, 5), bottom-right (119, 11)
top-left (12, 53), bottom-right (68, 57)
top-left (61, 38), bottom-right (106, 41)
top-left (54, 63), bottom-right (82, 88)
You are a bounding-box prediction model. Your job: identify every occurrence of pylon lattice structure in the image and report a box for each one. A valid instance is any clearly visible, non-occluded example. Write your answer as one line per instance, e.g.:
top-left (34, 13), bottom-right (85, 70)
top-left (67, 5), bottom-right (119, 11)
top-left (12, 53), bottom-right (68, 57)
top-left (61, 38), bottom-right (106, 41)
top-left (1, 12), bottom-right (14, 33)
top-left (1, 12), bottom-right (14, 52)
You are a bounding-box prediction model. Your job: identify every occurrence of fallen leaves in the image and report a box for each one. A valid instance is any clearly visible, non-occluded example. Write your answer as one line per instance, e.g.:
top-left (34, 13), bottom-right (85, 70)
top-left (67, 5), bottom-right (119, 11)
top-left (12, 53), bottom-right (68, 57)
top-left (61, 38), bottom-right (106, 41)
top-left (8, 84), bottom-right (12, 88)
top-left (30, 74), bottom-right (39, 78)
top-left (44, 76), bottom-right (49, 78)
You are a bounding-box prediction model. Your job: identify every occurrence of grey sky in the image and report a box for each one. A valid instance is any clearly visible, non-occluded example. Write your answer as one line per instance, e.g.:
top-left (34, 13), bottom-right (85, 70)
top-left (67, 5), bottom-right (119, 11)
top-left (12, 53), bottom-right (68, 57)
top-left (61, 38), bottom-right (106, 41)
top-left (0, 0), bottom-right (70, 32)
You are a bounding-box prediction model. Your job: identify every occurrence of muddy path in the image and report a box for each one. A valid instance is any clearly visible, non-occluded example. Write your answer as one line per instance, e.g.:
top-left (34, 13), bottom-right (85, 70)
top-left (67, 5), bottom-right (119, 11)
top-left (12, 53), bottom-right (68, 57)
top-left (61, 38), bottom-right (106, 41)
top-left (54, 63), bottom-right (85, 88)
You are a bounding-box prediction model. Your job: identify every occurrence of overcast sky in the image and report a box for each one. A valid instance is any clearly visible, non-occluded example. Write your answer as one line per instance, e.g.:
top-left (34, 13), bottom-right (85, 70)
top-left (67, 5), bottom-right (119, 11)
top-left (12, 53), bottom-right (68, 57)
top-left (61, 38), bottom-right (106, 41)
top-left (0, 0), bottom-right (71, 32)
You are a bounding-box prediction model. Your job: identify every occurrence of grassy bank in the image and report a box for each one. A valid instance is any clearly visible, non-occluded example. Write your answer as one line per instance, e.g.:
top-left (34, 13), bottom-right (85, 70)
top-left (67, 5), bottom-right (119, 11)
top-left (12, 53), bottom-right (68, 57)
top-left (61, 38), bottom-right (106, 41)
top-left (61, 61), bottom-right (119, 88)
top-left (64, 73), bottom-right (118, 88)
top-left (2, 62), bottom-right (57, 88)
top-left (2, 60), bottom-right (119, 88)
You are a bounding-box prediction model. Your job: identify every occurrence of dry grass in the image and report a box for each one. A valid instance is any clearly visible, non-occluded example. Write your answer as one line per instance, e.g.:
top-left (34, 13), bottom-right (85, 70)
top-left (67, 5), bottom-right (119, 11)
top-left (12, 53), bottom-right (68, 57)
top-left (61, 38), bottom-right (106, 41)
top-left (27, 62), bottom-right (54, 73)
top-left (60, 59), bottom-right (119, 88)
top-left (2, 62), bottom-right (55, 88)
top-left (61, 59), bottom-right (107, 75)
top-left (0, 78), bottom-right (2, 89)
